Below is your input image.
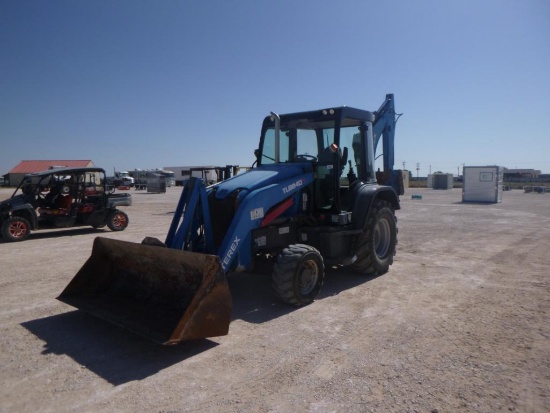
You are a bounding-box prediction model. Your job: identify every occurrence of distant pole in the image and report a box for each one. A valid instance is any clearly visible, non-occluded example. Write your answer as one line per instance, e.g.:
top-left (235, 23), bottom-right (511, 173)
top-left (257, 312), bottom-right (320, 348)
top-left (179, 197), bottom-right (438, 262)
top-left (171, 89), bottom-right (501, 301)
top-left (402, 161), bottom-right (406, 170)
top-left (416, 163), bottom-right (420, 178)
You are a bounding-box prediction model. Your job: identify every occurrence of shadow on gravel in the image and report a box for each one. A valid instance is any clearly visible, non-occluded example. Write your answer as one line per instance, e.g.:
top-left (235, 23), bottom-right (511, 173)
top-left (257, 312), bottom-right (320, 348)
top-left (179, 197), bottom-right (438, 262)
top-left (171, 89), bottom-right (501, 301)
top-left (228, 264), bottom-right (377, 324)
top-left (21, 312), bottom-right (217, 385)
top-left (451, 201), bottom-right (497, 206)
top-left (0, 227), bottom-right (105, 243)
top-left (21, 263), bottom-right (376, 385)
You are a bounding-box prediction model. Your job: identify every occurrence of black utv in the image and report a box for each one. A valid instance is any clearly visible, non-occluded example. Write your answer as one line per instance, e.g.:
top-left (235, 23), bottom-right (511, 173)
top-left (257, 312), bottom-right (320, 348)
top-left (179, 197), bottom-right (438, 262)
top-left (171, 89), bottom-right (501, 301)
top-left (0, 167), bottom-right (131, 242)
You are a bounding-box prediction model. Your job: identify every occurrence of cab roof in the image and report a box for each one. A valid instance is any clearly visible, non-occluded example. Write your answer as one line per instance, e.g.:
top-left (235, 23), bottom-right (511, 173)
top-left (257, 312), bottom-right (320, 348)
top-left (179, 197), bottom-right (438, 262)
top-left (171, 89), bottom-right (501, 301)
top-left (25, 167), bottom-right (106, 177)
top-left (266, 106), bottom-right (375, 125)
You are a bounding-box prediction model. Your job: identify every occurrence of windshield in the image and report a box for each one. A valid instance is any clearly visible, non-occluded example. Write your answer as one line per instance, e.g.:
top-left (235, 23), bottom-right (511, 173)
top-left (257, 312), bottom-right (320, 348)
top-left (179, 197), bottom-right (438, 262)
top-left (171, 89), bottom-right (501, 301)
top-left (261, 119), bottom-right (336, 165)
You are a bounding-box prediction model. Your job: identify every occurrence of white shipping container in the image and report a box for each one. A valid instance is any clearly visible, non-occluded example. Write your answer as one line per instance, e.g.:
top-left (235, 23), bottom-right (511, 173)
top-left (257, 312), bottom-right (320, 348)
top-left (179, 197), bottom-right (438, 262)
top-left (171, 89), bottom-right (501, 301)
top-left (462, 166), bottom-right (503, 203)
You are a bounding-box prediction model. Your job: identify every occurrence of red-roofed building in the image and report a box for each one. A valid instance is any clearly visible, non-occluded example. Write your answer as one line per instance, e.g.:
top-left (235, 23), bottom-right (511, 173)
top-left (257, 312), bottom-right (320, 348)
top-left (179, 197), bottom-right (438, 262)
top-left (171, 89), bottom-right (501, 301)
top-left (3, 160), bottom-right (95, 187)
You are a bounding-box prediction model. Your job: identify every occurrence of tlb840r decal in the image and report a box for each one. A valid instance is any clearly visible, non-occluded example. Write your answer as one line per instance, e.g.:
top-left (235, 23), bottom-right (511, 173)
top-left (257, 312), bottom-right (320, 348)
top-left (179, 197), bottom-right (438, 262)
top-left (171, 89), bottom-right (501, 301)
top-left (282, 179), bottom-right (303, 194)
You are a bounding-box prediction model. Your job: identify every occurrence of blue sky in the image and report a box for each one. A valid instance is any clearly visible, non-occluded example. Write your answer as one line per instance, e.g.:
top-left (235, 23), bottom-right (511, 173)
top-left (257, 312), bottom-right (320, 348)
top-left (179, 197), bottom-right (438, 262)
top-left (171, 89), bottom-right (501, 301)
top-left (1, 0), bottom-right (549, 177)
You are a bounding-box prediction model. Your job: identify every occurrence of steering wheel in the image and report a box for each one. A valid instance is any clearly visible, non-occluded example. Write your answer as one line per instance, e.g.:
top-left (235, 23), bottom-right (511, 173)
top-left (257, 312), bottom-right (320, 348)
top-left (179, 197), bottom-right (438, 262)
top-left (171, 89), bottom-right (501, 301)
top-left (295, 154), bottom-right (318, 162)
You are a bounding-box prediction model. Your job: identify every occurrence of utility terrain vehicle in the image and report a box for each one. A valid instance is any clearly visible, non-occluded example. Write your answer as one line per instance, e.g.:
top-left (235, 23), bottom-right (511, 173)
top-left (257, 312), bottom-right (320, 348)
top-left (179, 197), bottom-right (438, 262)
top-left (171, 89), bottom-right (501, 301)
top-left (0, 167), bottom-right (131, 242)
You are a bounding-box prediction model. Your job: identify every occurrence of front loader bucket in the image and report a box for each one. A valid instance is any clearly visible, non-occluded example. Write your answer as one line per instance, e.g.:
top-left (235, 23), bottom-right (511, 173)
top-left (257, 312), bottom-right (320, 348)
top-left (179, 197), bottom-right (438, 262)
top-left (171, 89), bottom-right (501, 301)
top-left (57, 237), bottom-right (232, 345)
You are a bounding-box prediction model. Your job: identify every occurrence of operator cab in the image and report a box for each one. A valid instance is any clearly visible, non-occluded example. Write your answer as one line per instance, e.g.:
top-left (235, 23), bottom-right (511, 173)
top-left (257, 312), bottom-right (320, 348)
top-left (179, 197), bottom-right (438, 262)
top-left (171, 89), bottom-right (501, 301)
top-left (257, 106), bottom-right (376, 212)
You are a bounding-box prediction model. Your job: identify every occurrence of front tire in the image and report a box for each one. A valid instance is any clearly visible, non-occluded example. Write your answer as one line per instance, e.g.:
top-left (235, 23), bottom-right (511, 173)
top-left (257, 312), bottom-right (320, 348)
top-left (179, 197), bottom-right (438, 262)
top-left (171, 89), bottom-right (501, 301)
top-left (272, 244), bottom-right (325, 306)
top-left (1, 216), bottom-right (32, 242)
top-left (351, 199), bottom-right (397, 276)
top-left (106, 210), bottom-right (129, 231)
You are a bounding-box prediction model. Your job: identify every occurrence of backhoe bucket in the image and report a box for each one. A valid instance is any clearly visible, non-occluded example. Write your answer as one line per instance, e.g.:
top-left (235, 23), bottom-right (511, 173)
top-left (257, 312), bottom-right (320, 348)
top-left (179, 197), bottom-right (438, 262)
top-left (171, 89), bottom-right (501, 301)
top-left (57, 237), bottom-right (232, 345)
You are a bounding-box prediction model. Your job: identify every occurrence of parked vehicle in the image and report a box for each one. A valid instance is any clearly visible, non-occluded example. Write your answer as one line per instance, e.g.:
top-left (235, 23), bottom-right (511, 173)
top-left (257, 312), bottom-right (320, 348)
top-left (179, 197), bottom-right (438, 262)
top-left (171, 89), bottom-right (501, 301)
top-left (157, 169), bottom-right (176, 187)
top-left (105, 170), bottom-right (134, 190)
top-left (0, 167), bottom-right (131, 242)
top-left (58, 94), bottom-right (402, 344)
top-left (128, 169), bottom-right (167, 192)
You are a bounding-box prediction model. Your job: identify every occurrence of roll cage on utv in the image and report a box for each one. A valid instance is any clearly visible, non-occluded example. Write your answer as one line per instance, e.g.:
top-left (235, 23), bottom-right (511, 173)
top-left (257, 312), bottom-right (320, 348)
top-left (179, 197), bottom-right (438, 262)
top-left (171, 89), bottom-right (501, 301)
top-left (0, 167), bottom-right (131, 242)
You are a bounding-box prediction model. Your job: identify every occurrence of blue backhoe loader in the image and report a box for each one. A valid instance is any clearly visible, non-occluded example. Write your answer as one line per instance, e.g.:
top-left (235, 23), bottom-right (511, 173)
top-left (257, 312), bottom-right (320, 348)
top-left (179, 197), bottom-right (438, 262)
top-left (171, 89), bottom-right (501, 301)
top-left (57, 94), bottom-right (403, 345)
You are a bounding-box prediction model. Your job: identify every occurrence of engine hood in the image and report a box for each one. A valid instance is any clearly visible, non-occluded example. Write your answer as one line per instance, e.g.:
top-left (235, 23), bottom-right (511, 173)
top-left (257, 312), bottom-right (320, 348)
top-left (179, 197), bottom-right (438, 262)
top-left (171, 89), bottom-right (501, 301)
top-left (212, 164), bottom-right (312, 200)
top-left (0, 194), bottom-right (29, 210)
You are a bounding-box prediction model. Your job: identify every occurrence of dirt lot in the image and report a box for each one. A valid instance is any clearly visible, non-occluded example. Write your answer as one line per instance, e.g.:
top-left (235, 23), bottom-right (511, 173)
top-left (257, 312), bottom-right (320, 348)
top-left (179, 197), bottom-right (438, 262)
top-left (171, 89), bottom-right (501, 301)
top-left (1, 186), bottom-right (549, 413)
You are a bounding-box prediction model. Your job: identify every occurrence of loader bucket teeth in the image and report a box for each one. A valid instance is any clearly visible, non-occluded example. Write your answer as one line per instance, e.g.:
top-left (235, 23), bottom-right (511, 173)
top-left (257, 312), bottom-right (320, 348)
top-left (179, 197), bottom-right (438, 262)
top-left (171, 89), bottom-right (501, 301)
top-left (57, 237), bottom-right (232, 345)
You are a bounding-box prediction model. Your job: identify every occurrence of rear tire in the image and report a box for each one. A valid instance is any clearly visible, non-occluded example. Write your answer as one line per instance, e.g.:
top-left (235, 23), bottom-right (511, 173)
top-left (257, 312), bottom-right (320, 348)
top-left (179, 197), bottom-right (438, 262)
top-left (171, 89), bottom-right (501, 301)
top-left (351, 199), bottom-right (397, 276)
top-left (107, 210), bottom-right (129, 231)
top-left (1, 216), bottom-right (31, 242)
top-left (272, 244), bottom-right (325, 306)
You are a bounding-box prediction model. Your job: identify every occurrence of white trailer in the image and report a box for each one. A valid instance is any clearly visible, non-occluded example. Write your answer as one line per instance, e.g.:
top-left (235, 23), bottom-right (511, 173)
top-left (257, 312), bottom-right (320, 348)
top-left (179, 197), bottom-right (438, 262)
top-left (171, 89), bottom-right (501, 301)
top-left (164, 166), bottom-right (221, 186)
top-left (462, 166), bottom-right (504, 203)
top-left (164, 166), bottom-right (238, 186)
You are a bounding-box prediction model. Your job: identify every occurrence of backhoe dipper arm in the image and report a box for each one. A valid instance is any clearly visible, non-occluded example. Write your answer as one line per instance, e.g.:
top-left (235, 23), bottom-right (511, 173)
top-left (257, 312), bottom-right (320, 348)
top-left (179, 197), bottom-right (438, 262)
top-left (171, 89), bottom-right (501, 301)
top-left (373, 93), bottom-right (398, 173)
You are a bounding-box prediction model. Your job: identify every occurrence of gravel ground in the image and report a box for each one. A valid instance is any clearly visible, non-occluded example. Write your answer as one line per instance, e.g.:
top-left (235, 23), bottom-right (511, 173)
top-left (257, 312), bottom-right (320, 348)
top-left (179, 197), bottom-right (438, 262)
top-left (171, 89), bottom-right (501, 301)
top-left (0, 186), bottom-right (549, 413)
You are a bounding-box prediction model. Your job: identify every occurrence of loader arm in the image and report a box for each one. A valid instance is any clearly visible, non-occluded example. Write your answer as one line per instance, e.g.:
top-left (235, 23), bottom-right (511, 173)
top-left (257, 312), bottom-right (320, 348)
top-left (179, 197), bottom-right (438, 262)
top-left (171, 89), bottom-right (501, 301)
top-left (165, 177), bottom-right (215, 253)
